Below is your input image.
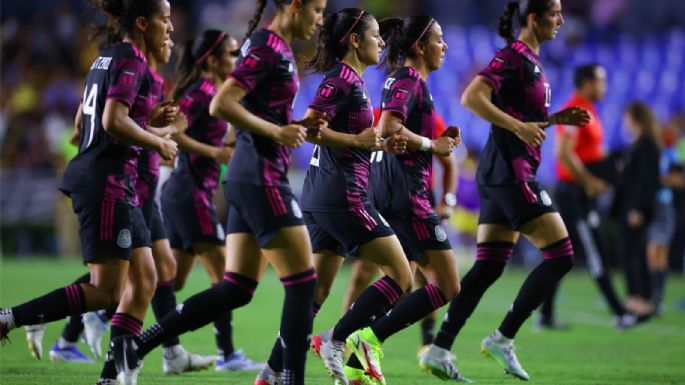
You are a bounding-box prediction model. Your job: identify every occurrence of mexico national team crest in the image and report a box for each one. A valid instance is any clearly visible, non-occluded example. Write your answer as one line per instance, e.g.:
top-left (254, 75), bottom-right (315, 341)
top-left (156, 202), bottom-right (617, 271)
top-left (117, 229), bottom-right (132, 248)
top-left (435, 224), bottom-right (447, 242)
top-left (540, 190), bottom-right (552, 207)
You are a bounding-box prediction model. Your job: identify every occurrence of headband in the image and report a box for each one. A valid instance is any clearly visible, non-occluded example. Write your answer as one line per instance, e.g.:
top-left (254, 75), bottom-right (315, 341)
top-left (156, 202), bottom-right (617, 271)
top-left (339, 10), bottom-right (365, 44)
top-left (196, 32), bottom-right (227, 65)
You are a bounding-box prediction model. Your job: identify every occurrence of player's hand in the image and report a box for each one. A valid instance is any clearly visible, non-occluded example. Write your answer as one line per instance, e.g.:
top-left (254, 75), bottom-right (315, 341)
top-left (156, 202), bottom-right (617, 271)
top-left (549, 107), bottom-right (590, 127)
top-left (149, 100), bottom-right (178, 128)
top-left (583, 175), bottom-right (609, 198)
top-left (157, 137), bottom-right (178, 161)
top-left (435, 202), bottom-right (454, 221)
top-left (430, 136), bottom-right (454, 156)
top-left (274, 124), bottom-right (307, 148)
top-left (293, 111), bottom-right (328, 139)
top-left (627, 209), bottom-right (644, 228)
top-left (513, 121), bottom-right (547, 147)
top-left (383, 134), bottom-right (408, 154)
top-left (155, 126), bottom-right (175, 138)
top-left (354, 127), bottom-right (381, 149)
top-left (442, 125), bottom-right (462, 147)
top-left (212, 146), bottom-right (233, 164)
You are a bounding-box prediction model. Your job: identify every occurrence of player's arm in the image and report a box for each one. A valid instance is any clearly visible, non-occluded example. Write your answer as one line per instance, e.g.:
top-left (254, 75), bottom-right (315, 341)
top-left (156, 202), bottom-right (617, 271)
top-left (171, 113), bottom-right (231, 163)
top-left (555, 132), bottom-right (607, 197)
top-left (461, 76), bottom-right (547, 147)
top-left (301, 109), bottom-right (378, 149)
top-left (71, 103), bottom-right (83, 146)
top-left (103, 99), bottom-right (177, 160)
top-left (209, 79), bottom-right (305, 148)
top-left (435, 151), bottom-right (458, 219)
top-left (377, 111), bottom-right (453, 156)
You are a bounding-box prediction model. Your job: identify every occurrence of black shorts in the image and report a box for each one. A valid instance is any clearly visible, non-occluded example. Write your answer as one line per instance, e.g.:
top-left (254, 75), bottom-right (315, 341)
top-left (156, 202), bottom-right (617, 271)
top-left (383, 212), bottom-right (452, 261)
top-left (304, 205), bottom-right (395, 257)
top-left (224, 182), bottom-right (304, 248)
top-left (161, 189), bottom-right (225, 253)
top-left (71, 193), bottom-right (151, 263)
top-left (478, 182), bottom-right (557, 230)
top-left (140, 197), bottom-right (166, 242)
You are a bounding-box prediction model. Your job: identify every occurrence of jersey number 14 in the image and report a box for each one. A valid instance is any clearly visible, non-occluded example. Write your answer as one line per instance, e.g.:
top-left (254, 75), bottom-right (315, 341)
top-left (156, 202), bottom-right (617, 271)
top-left (81, 83), bottom-right (99, 149)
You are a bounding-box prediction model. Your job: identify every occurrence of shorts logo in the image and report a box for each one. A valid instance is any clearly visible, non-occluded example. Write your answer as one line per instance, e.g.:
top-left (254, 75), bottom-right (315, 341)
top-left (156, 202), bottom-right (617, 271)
top-left (540, 190), bottom-right (552, 207)
top-left (117, 229), bottom-right (132, 249)
top-left (216, 224), bottom-right (225, 240)
top-left (378, 213), bottom-right (390, 227)
top-left (291, 200), bottom-right (303, 219)
top-left (435, 225), bottom-right (447, 242)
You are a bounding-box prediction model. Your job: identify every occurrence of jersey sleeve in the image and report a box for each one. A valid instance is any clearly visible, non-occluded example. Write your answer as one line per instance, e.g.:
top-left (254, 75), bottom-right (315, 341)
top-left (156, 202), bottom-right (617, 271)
top-left (178, 89), bottom-right (211, 128)
top-left (229, 44), bottom-right (279, 93)
top-left (308, 77), bottom-right (352, 121)
top-left (478, 49), bottom-right (522, 94)
top-left (106, 57), bottom-right (148, 108)
top-left (381, 76), bottom-right (418, 123)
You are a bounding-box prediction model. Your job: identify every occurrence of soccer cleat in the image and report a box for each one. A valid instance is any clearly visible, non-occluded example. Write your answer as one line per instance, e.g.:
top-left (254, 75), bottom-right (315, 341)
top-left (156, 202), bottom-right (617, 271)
top-left (320, 339), bottom-right (349, 385)
top-left (346, 328), bottom-right (385, 385)
top-left (25, 324), bottom-right (45, 360)
top-left (216, 349), bottom-right (263, 371)
top-left (418, 344), bottom-right (473, 383)
top-left (111, 336), bottom-right (143, 385)
top-left (82, 311), bottom-right (108, 359)
top-left (0, 309), bottom-right (15, 344)
top-left (344, 365), bottom-right (375, 385)
top-left (311, 329), bottom-right (332, 357)
top-left (49, 342), bottom-right (94, 364)
top-left (481, 334), bottom-right (529, 381)
top-left (162, 344), bottom-right (215, 374)
top-left (254, 363), bottom-right (283, 385)
top-left (95, 379), bottom-right (117, 385)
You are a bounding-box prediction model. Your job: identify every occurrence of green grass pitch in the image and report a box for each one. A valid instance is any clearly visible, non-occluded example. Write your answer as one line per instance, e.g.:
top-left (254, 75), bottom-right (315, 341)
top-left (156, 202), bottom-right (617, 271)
top-left (1, 257), bottom-right (684, 384)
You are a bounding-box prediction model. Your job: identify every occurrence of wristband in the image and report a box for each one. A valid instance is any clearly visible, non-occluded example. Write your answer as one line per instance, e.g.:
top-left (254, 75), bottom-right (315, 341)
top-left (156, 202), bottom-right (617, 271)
top-left (420, 136), bottom-right (431, 151)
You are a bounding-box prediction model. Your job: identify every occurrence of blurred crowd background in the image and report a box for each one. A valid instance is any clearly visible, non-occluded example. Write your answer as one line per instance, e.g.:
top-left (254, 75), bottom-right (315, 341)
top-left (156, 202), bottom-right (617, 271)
top-left (1, 0), bottom-right (684, 272)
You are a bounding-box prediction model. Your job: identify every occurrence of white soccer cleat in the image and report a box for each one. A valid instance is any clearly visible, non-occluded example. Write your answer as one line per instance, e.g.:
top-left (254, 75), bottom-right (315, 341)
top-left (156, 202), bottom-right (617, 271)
top-left (481, 333), bottom-right (529, 381)
top-left (216, 349), bottom-right (263, 371)
top-left (25, 324), bottom-right (45, 360)
top-left (320, 339), bottom-right (349, 385)
top-left (82, 311), bottom-right (108, 359)
top-left (162, 344), bottom-right (215, 374)
top-left (254, 363), bottom-right (283, 385)
top-left (418, 344), bottom-right (472, 382)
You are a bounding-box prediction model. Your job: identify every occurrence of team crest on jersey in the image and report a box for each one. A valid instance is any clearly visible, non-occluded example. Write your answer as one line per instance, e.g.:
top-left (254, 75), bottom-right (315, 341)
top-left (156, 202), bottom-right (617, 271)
top-left (243, 54), bottom-right (262, 69)
top-left (435, 225), bottom-right (447, 242)
top-left (540, 190), bottom-right (552, 207)
top-left (319, 84), bottom-right (336, 98)
top-left (291, 200), bottom-right (303, 219)
top-left (117, 229), bottom-right (132, 249)
top-left (488, 57), bottom-right (505, 72)
top-left (120, 71), bottom-right (137, 87)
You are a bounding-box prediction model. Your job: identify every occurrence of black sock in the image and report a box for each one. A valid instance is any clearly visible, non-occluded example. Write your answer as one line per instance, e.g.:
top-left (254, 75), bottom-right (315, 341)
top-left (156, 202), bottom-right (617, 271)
top-left (103, 307), bottom-right (116, 320)
top-left (150, 280), bottom-right (180, 348)
top-left (332, 276), bottom-right (402, 342)
top-left (539, 283), bottom-right (558, 322)
top-left (99, 313), bottom-right (143, 381)
top-left (214, 309), bottom-right (234, 359)
top-left (59, 274), bottom-right (92, 343)
top-left (651, 270), bottom-right (666, 308)
top-left (499, 238), bottom-right (574, 338)
top-left (12, 284), bottom-right (87, 326)
top-left (280, 269), bottom-right (316, 385)
top-left (595, 273), bottom-right (627, 315)
top-left (371, 284), bottom-right (446, 342)
top-left (134, 272), bottom-right (257, 358)
top-left (267, 300), bottom-right (321, 373)
top-left (433, 257), bottom-right (508, 350)
top-left (420, 317), bottom-right (435, 346)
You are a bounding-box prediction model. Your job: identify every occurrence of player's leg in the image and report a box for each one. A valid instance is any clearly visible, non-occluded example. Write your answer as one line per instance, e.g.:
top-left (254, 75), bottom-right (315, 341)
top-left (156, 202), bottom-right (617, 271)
top-left (341, 259), bottom-right (379, 315)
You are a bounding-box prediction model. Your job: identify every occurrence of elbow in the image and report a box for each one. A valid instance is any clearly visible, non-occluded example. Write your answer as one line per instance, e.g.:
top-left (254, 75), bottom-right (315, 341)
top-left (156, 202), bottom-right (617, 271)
top-left (208, 97), bottom-right (220, 119)
top-left (461, 91), bottom-right (475, 111)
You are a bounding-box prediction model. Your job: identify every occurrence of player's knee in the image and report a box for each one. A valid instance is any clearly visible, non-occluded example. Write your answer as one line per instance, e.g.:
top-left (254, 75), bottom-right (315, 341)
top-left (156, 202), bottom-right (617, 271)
top-left (440, 281), bottom-right (460, 301)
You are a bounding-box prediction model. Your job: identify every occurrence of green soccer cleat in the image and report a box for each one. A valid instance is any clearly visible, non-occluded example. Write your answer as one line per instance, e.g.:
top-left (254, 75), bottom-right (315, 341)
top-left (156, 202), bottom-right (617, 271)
top-left (346, 327), bottom-right (386, 385)
top-left (344, 365), bottom-right (376, 385)
top-left (481, 333), bottom-right (529, 381)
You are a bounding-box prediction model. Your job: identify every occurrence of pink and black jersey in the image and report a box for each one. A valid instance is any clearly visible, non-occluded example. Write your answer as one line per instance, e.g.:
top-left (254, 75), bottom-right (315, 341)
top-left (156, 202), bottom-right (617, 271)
top-left (301, 62), bottom-right (374, 212)
top-left (165, 78), bottom-right (228, 198)
top-left (477, 40), bottom-right (551, 186)
top-left (226, 28), bottom-right (299, 187)
top-left (135, 68), bottom-right (165, 202)
top-left (60, 42), bottom-right (154, 206)
top-left (374, 67), bottom-right (437, 219)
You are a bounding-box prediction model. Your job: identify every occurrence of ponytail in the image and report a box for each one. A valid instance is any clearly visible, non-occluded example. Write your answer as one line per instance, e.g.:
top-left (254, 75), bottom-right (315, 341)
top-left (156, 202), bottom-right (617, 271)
top-left (378, 15), bottom-right (433, 73)
top-left (378, 18), bottom-right (404, 73)
top-left (306, 8), bottom-right (372, 73)
top-left (89, 0), bottom-right (163, 44)
top-left (498, 1), bottom-right (520, 43)
top-left (244, 0), bottom-right (268, 43)
top-left (171, 40), bottom-right (200, 101)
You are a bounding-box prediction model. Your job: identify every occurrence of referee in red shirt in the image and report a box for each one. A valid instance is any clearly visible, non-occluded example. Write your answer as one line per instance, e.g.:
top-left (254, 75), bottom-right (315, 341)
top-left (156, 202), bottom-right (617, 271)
top-left (539, 64), bottom-right (637, 330)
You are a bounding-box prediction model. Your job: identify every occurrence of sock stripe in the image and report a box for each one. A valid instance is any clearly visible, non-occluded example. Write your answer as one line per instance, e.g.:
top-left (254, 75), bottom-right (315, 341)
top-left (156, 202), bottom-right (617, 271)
top-left (223, 272), bottom-right (257, 295)
top-left (111, 314), bottom-right (143, 334)
top-left (65, 284), bottom-right (83, 314)
top-left (425, 284), bottom-right (446, 310)
top-left (373, 278), bottom-right (400, 304)
top-left (476, 243), bottom-right (514, 262)
top-left (542, 238), bottom-right (573, 260)
top-left (280, 270), bottom-right (317, 286)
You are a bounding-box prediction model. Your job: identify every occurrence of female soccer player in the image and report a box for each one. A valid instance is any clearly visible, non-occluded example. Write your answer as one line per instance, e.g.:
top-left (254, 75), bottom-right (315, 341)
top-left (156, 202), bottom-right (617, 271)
top-left (108, 1), bottom-right (326, 385)
top-left (0, 0), bottom-right (176, 370)
top-left (254, 8), bottom-right (415, 385)
top-left (162, 29), bottom-right (261, 371)
top-left (336, 15), bottom-right (466, 384)
top-left (420, 0), bottom-right (590, 381)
